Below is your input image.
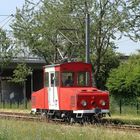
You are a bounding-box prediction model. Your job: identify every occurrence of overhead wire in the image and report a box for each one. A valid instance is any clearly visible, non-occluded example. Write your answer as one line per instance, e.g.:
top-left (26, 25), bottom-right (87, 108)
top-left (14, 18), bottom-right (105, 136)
top-left (0, 14), bottom-right (14, 23)
top-left (0, 0), bottom-right (42, 29)
top-left (0, 14), bottom-right (14, 29)
top-left (0, 16), bottom-right (11, 24)
top-left (0, 15), bottom-right (13, 17)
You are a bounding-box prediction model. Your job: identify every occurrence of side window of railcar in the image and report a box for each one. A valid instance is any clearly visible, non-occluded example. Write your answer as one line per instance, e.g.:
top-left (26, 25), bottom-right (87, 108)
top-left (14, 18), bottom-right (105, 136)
top-left (44, 72), bottom-right (49, 87)
top-left (51, 73), bottom-right (55, 87)
top-left (77, 72), bottom-right (90, 86)
top-left (62, 72), bottom-right (74, 87)
top-left (55, 72), bottom-right (59, 86)
top-left (50, 72), bottom-right (59, 87)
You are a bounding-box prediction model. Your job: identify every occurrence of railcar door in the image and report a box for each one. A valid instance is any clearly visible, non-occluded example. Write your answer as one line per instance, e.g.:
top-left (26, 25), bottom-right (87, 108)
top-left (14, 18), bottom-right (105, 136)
top-left (48, 72), bottom-right (59, 110)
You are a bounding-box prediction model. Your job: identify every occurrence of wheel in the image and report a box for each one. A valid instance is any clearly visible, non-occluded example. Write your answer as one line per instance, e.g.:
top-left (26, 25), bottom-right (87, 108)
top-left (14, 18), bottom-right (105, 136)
top-left (67, 117), bottom-right (75, 124)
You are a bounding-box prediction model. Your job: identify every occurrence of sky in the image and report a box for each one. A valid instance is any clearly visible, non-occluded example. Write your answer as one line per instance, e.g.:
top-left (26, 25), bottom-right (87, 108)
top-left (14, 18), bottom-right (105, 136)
top-left (0, 0), bottom-right (139, 55)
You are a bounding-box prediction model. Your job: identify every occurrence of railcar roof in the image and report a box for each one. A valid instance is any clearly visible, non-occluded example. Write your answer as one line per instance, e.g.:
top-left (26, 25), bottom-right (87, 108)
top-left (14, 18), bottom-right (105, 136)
top-left (44, 62), bottom-right (91, 68)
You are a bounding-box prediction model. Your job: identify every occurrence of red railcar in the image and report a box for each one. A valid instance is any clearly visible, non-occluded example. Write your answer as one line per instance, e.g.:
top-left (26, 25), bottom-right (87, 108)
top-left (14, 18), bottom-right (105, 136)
top-left (31, 62), bottom-right (109, 122)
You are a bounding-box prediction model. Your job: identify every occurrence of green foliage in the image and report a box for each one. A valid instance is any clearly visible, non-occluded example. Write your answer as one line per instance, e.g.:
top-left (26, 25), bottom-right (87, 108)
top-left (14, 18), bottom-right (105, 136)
top-left (0, 28), bottom-right (12, 68)
top-left (11, 63), bottom-right (32, 83)
top-left (95, 47), bottom-right (120, 89)
top-left (106, 54), bottom-right (140, 100)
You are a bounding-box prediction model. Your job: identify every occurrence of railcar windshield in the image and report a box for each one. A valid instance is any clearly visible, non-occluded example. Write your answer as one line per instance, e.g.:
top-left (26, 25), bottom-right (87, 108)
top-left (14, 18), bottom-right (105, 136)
top-left (62, 72), bottom-right (74, 87)
top-left (77, 72), bottom-right (91, 86)
top-left (61, 71), bottom-right (91, 87)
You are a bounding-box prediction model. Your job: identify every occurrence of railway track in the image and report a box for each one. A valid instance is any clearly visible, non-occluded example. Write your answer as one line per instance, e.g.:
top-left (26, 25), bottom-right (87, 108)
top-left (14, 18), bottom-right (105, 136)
top-left (0, 111), bottom-right (140, 132)
top-left (0, 111), bottom-right (43, 121)
top-left (103, 124), bottom-right (140, 132)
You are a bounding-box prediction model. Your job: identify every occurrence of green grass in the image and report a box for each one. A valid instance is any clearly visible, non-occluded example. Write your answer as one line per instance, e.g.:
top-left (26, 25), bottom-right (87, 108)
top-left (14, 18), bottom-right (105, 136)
top-left (0, 108), bottom-right (30, 113)
top-left (107, 114), bottom-right (140, 125)
top-left (0, 119), bottom-right (140, 140)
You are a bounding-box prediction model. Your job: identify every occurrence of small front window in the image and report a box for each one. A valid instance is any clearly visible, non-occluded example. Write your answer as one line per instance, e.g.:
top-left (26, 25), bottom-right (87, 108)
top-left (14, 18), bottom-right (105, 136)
top-left (55, 72), bottom-right (59, 86)
top-left (44, 72), bottom-right (49, 87)
top-left (50, 73), bottom-right (55, 87)
top-left (62, 72), bottom-right (74, 87)
top-left (77, 72), bottom-right (91, 86)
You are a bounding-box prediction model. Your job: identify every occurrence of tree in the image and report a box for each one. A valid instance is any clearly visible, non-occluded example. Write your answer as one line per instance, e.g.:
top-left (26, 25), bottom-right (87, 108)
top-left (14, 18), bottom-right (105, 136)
top-left (106, 53), bottom-right (140, 101)
top-left (11, 0), bottom-right (140, 87)
top-left (11, 63), bottom-right (32, 84)
top-left (0, 28), bottom-right (13, 70)
top-left (96, 47), bottom-right (120, 89)
top-left (11, 63), bottom-right (32, 104)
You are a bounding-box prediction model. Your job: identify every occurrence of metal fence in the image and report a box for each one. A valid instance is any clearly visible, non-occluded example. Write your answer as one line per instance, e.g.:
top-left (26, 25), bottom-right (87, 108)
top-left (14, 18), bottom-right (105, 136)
top-left (110, 99), bottom-right (140, 115)
top-left (0, 99), bottom-right (139, 115)
top-left (0, 100), bottom-right (30, 110)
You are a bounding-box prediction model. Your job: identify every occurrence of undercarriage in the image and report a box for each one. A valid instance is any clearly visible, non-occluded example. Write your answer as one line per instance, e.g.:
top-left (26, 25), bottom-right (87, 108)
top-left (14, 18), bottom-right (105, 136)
top-left (31, 109), bottom-right (110, 124)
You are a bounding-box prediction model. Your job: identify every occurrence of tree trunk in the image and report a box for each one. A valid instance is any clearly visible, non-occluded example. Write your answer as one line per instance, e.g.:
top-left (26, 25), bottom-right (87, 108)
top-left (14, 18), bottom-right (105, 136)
top-left (94, 54), bottom-right (101, 88)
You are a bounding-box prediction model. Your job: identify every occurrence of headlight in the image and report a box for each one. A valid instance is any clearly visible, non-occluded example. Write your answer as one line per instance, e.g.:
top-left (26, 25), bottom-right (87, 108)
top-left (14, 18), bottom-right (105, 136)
top-left (100, 100), bottom-right (106, 106)
top-left (81, 100), bottom-right (87, 107)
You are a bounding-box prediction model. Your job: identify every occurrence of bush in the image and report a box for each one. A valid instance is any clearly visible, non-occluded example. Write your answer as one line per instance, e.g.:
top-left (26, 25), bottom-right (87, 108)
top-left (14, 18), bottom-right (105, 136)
top-left (106, 54), bottom-right (140, 101)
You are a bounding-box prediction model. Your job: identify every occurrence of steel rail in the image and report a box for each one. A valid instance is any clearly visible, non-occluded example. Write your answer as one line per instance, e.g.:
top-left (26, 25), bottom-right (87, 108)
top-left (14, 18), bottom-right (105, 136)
top-left (0, 112), bottom-right (140, 132)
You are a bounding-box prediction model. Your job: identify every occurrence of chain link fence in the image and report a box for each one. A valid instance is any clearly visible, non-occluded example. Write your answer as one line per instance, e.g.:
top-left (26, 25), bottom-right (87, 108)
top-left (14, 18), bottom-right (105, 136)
top-left (0, 98), bottom-right (139, 115)
top-left (110, 98), bottom-right (140, 115)
top-left (0, 99), bottom-right (30, 110)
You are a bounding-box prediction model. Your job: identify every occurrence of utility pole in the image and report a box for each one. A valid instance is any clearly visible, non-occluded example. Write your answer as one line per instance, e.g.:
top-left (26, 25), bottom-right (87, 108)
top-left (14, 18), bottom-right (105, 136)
top-left (85, 2), bottom-right (91, 85)
top-left (85, 2), bottom-right (90, 64)
top-left (31, 71), bottom-right (33, 94)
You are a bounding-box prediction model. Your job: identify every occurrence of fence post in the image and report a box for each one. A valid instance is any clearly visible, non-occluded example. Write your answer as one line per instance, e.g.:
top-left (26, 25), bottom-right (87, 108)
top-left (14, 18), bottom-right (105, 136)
top-left (10, 100), bottom-right (12, 108)
top-left (3, 100), bottom-right (5, 108)
top-left (120, 99), bottom-right (122, 114)
top-left (17, 100), bottom-right (19, 108)
top-left (25, 98), bottom-right (27, 109)
top-left (137, 101), bottom-right (139, 114)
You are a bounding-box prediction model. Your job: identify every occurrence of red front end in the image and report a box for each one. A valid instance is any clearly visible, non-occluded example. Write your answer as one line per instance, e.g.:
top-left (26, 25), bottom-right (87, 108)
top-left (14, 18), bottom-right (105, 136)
top-left (76, 89), bottom-right (109, 114)
top-left (59, 87), bottom-right (109, 115)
